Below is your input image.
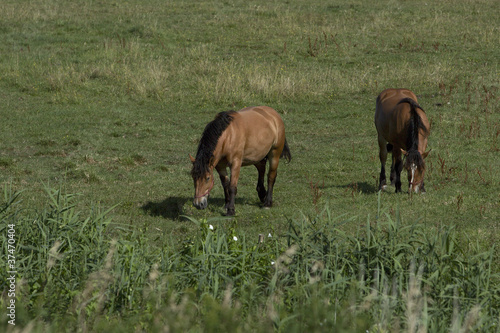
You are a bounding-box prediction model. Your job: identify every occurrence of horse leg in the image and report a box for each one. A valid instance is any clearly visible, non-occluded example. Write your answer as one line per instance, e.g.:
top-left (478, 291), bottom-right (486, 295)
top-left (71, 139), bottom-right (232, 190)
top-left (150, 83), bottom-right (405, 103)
top-left (226, 160), bottom-right (242, 216)
top-left (254, 159), bottom-right (267, 203)
top-left (263, 153), bottom-right (280, 207)
top-left (387, 144), bottom-right (397, 185)
top-left (216, 165), bottom-right (230, 209)
top-left (390, 165), bottom-right (397, 185)
top-left (378, 137), bottom-right (388, 190)
top-left (393, 149), bottom-right (403, 193)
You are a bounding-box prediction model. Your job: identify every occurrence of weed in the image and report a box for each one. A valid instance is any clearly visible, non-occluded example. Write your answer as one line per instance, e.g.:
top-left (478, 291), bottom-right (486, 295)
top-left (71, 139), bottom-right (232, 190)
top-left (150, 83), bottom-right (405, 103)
top-left (456, 192), bottom-right (464, 210)
top-left (306, 175), bottom-right (325, 211)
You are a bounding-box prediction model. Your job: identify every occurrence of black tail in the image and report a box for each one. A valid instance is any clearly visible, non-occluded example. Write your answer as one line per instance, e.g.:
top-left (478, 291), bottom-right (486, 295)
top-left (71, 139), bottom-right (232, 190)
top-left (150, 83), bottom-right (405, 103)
top-left (280, 139), bottom-right (291, 162)
top-left (397, 97), bottom-right (424, 113)
top-left (398, 98), bottom-right (427, 150)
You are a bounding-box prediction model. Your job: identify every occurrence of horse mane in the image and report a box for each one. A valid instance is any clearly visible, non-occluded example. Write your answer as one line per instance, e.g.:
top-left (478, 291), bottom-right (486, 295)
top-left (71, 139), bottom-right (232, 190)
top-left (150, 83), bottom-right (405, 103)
top-left (191, 111), bottom-right (236, 179)
top-left (398, 98), bottom-right (427, 168)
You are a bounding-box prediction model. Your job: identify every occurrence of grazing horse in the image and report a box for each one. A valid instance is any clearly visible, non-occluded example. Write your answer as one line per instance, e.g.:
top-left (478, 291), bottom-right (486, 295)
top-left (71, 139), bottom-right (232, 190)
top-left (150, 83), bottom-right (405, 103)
top-left (375, 89), bottom-right (431, 193)
top-left (190, 106), bottom-right (291, 216)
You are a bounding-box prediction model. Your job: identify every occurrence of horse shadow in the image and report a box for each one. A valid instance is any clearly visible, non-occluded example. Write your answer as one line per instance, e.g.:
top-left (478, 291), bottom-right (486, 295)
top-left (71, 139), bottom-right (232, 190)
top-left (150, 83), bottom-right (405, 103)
top-left (141, 196), bottom-right (246, 219)
top-left (331, 181), bottom-right (378, 194)
top-left (141, 197), bottom-right (188, 220)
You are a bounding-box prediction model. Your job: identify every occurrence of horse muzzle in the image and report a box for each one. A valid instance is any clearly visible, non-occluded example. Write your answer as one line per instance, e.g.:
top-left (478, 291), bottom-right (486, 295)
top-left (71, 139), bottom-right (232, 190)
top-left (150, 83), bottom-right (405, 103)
top-left (408, 166), bottom-right (424, 194)
top-left (193, 196), bottom-right (208, 210)
top-left (409, 184), bottom-right (420, 193)
top-left (409, 180), bottom-right (424, 194)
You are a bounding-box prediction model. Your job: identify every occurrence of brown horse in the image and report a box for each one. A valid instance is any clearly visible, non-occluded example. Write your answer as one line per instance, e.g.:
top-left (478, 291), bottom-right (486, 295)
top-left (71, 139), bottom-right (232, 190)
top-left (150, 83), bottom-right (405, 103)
top-left (190, 106), bottom-right (291, 216)
top-left (375, 89), bottom-right (431, 193)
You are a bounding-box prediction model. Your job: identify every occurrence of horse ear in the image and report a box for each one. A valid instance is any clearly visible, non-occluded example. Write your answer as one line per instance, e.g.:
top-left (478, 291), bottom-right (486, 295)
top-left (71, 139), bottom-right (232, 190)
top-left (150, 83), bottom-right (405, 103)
top-left (401, 149), bottom-right (408, 156)
top-left (422, 149), bottom-right (432, 159)
top-left (189, 154), bottom-right (195, 163)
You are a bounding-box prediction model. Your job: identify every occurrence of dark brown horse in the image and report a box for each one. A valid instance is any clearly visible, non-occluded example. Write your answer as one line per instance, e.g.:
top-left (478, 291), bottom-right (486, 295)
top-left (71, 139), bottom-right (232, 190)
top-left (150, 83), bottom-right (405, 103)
top-left (190, 106), bottom-right (291, 216)
top-left (375, 89), bottom-right (431, 193)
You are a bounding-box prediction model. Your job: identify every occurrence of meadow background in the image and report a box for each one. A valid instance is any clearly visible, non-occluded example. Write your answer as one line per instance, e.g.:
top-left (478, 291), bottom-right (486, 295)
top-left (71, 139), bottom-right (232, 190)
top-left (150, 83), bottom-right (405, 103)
top-left (0, 0), bottom-right (499, 331)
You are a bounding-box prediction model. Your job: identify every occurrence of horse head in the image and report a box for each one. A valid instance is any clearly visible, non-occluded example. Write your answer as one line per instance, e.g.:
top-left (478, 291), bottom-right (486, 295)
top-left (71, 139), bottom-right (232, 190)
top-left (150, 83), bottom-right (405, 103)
top-left (401, 149), bottom-right (431, 193)
top-left (190, 154), bottom-right (215, 209)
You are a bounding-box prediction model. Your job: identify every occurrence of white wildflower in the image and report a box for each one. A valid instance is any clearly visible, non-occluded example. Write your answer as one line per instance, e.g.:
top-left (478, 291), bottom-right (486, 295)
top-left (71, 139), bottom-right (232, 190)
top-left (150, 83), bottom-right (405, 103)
top-left (233, 236), bottom-right (238, 241)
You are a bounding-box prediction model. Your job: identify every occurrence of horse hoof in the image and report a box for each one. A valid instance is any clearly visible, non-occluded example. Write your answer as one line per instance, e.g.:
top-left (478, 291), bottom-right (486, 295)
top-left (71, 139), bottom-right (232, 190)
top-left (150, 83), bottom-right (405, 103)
top-left (224, 209), bottom-right (235, 216)
top-left (262, 201), bottom-right (273, 208)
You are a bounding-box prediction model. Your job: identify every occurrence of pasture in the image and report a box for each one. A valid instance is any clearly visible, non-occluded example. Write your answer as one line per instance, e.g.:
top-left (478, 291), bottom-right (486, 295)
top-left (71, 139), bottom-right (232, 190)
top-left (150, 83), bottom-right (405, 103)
top-left (0, 0), bottom-right (499, 331)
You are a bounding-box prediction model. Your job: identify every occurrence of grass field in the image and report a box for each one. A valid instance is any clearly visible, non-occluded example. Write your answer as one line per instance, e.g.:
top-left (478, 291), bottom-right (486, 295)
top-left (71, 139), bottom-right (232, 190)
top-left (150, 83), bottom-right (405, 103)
top-left (1, 0), bottom-right (499, 331)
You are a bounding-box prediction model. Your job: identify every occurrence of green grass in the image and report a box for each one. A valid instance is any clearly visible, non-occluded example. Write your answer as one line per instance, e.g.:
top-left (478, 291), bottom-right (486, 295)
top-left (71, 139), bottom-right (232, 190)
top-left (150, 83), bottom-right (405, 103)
top-left (1, 0), bottom-right (498, 242)
top-left (0, 0), bottom-right (499, 330)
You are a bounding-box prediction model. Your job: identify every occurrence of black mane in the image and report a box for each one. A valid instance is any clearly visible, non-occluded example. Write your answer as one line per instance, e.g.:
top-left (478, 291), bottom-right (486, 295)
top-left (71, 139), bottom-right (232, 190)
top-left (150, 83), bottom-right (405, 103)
top-left (191, 111), bottom-right (236, 179)
top-left (405, 149), bottom-right (425, 169)
top-left (398, 98), bottom-right (427, 168)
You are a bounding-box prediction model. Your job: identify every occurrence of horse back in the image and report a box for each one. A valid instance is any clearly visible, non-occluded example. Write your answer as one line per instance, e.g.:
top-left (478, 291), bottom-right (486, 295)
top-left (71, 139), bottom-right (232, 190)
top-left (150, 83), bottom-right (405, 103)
top-left (233, 106), bottom-right (285, 138)
top-left (221, 106), bottom-right (286, 165)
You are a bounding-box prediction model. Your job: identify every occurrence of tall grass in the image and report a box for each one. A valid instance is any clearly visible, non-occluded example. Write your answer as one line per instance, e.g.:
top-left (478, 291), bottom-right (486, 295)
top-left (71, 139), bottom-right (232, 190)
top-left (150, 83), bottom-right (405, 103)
top-left (1, 188), bottom-right (498, 332)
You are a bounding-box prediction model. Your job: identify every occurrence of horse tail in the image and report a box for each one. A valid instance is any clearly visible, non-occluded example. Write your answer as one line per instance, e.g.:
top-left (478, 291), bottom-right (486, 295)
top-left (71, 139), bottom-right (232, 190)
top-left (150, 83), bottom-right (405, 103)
top-left (398, 97), bottom-right (425, 114)
top-left (398, 98), bottom-right (427, 150)
top-left (280, 139), bottom-right (292, 162)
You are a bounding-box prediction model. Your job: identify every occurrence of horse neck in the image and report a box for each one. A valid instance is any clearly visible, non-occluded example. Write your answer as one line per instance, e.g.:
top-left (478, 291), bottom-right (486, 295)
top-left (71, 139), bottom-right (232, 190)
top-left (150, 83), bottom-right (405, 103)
top-left (212, 140), bottom-right (227, 168)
